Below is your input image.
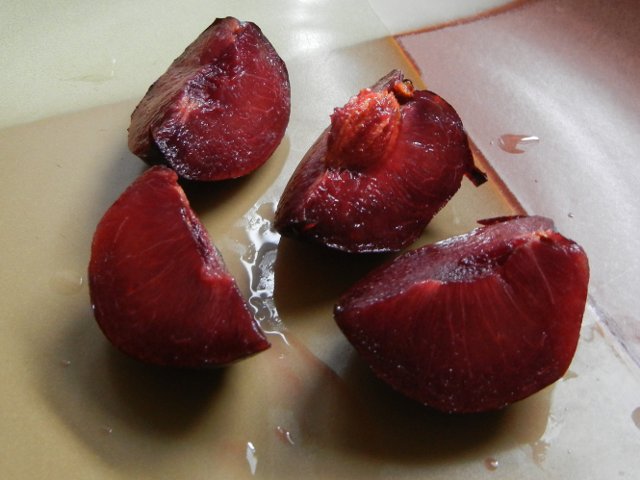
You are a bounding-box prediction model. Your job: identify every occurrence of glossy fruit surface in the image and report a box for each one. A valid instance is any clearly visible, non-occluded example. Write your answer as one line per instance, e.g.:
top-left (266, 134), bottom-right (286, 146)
top-left (89, 166), bottom-right (269, 367)
top-left (274, 70), bottom-right (486, 253)
top-left (128, 17), bottom-right (290, 181)
top-left (334, 216), bottom-right (589, 413)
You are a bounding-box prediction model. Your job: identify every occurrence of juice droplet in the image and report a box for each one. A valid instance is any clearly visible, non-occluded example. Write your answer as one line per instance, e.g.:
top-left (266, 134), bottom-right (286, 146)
top-left (246, 441), bottom-right (258, 475)
top-left (276, 425), bottom-right (295, 446)
top-left (49, 270), bottom-right (84, 295)
top-left (240, 202), bottom-right (288, 343)
top-left (60, 359), bottom-right (72, 367)
top-left (498, 134), bottom-right (539, 154)
top-left (582, 322), bottom-right (605, 343)
top-left (530, 439), bottom-right (550, 464)
top-left (484, 457), bottom-right (499, 471)
top-left (568, 212), bottom-right (574, 218)
top-left (101, 425), bottom-right (113, 435)
top-left (632, 407), bottom-right (640, 430)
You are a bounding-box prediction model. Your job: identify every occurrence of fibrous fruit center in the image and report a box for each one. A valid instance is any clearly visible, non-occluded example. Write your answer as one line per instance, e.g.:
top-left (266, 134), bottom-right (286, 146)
top-left (326, 88), bottom-right (403, 171)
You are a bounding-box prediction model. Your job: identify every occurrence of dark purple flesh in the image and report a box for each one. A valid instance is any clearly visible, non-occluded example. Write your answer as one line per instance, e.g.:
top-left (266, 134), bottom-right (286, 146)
top-left (334, 215), bottom-right (589, 413)
top-left (274, 70), bottom-right (486, 253)
top-left (128, 17), bottom-right (290, 181)
top-left (89, 166), bottom-right (270, 367)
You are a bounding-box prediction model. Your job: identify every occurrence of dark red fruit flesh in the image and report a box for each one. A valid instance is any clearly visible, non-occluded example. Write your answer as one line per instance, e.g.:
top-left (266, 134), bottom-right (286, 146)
top-left (128, 17), bottom-right (290, 181)
top-left (274, 70), bottom-right (486, 253)
top-left (334, 216), bottom-right (589, 413)
top-left (88, 166), bottom-right (269, 367)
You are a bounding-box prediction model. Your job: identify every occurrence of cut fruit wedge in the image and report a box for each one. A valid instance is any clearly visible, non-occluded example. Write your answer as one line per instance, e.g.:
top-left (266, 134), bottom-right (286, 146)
top-left (89, 166), bottom-right (269, 367)
top-left (334, 215), bottom-right (589, 413)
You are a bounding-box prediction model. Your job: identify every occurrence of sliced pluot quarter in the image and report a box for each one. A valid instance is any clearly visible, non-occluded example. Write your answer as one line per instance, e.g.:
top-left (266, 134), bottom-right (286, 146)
top-left (334, 216), bottom-right (589, 413)
top-left (274, 70), bottom-right (486, 253)
top-left (128, 17), bottom-right (290, 181)
top-left (88, 166), bottom-right (269, 367)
